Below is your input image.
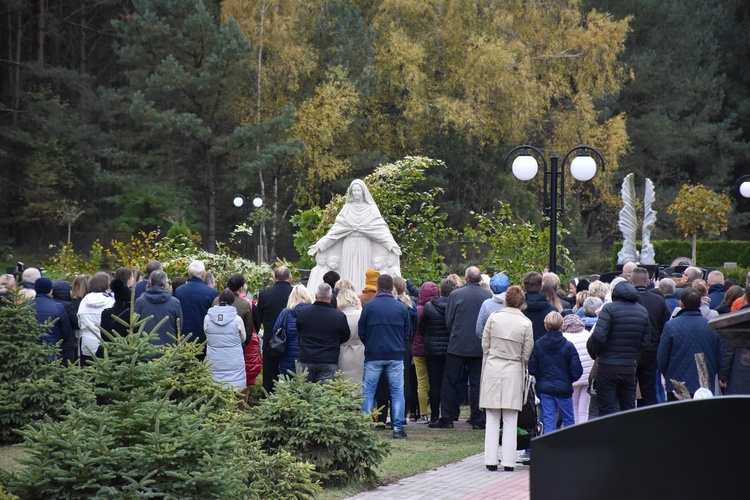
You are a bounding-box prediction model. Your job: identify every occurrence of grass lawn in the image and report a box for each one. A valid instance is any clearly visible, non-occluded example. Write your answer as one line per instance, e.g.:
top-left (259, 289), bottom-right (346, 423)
top-left (316, 422), bottom-right (485, 500)
top-left (0, 445), bottom-right (29, 474)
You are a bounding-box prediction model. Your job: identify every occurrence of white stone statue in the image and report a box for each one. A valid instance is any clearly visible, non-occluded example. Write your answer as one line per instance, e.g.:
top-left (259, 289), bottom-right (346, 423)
top-left (640, 178), bottom-right (657, 265)
top-left (617, 173), bottom-right (639, 265)
top-left (305, 250), bottom-right (341, 295)
top-left (308, 179), bottom-right (401, 294)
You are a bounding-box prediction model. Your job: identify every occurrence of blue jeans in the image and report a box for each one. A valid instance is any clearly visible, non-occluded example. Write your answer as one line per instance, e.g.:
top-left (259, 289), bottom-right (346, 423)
top-left (362, 359), bottom-right (405, 431)
top-left (540, 393), bottom-right (575, 434)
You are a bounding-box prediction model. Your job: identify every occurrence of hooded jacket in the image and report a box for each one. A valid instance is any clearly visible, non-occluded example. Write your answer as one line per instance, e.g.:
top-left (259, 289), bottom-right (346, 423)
top-left (414, 282), bottom-right (439, 357)
top-left (587, 282), bottom-right (650, 372)
top-left (523, 291), bottom-right (558, 342)
top-left (204, 304), bottom-right (246, 390)
top-left (530, 330), bottom-right (583, 397)
top-left (135, 286), bottom-right (183, 346)
top-left (420, 296), bottom-right (451, 357)
top-left (78, 292), bottom-right (115, 357)
top-left (476, 292), bottom-right (506, 338)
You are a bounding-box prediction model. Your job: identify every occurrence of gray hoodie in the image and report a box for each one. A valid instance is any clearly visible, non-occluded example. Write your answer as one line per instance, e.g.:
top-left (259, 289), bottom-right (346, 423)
top-left (135, 286), bottom-right (183, 345)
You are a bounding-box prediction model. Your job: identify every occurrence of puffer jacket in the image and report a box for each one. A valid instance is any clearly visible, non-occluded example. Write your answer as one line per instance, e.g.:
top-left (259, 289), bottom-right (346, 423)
top-left (420, 296), bottom-right (451, 357)
top-left (414, 282), bottom-right (439, 357)
top-left (244, 330), bottom-right (263, 385)
top-left (530, 330), bottom-right (582, 397)
top-left (587, 282), bottom-right (650, 371)
top-left (563, 330), bottom-right (594, 387)
top-left (274, 302), bottom-right (310, 377)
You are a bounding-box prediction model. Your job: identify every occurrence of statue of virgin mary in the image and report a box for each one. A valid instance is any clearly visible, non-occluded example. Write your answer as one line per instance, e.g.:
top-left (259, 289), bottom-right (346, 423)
top-left (308, 179), bottom-right (401, 294)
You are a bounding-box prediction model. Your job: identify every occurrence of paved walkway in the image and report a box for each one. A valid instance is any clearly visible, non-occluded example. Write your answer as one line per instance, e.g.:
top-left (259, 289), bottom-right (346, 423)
top-left (348, 451), bottom-right (530, 499)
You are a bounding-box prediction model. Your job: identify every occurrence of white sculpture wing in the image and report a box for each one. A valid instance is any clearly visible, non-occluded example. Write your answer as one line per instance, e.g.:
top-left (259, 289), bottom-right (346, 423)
top-left (617, 173), bottom-right (638, 264)
top-left (640, 178), bottom-right (657, 265)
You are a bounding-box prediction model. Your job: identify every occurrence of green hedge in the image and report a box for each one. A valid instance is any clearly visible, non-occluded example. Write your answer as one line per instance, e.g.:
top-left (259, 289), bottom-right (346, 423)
top-left (612, 240), bottom-right (750, 268)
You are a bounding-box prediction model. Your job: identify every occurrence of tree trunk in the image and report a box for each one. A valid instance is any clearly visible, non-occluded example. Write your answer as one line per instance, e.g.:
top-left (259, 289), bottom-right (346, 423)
top-left (692, 232), bottom-right (697, 265)
top-left (206, 147), bottom-right (216, 253)
top-left (80, 1), bottom-right (86, 74)
top-left (12, 13), bottom-right (21, 126)
top-left (37, 0), bottom-right (45, 63)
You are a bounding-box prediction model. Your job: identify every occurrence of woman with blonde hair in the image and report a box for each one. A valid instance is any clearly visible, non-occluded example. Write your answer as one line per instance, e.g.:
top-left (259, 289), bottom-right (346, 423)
top-left (541, 284), bottom-right (563, 312)
top-left (335, 279), bottom-right (364, 383)
top-left (587, 280), bottom-right (609, 301)
top-left (273, 284), bottom-right (313, 379)
top-left (480, 286), bottom-right (534, 472)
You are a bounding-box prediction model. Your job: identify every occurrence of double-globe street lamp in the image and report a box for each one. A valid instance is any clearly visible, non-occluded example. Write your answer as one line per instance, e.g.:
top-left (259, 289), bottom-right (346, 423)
top-left (504, 145), bottom-right (605, 274)
top-left (232, 194), bottom-right (264, 262)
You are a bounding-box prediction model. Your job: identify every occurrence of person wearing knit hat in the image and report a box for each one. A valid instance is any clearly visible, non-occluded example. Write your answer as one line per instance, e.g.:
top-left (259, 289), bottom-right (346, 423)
top-left (31, 277), bottom-right (73, 353)
top-left (475, 273), bottom-right (510, 337)
top-left (358, 269), bottom-right (380, 306)
top-left (562, 314), bottom-right (594, 424)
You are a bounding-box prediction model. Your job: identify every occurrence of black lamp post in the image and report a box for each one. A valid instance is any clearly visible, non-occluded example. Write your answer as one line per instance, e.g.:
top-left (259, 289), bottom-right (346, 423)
top-left (504, 145), bottom-right (605, 274)
top-left (232, 194), bottom-right (264, 261)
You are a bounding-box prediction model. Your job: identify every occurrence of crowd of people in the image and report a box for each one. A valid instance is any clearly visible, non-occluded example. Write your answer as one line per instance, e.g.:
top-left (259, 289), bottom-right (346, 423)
top-left (3, 259), bottom-right (750, 472)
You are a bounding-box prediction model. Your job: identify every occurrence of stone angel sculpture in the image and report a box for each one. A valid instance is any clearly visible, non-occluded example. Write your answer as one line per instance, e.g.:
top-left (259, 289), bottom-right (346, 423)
top-left (639, 179), bottom-right (657, 265)
top-left (617, 173), bottom-right (639, 265)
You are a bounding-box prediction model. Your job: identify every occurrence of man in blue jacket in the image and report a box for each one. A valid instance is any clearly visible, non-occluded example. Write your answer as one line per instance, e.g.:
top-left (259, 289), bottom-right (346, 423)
top-left (359, 274), bottom-right (411, 439)
top-left (658, 287), bottom-right (723, 400)
top-left (31, 278), bottom-right (73, 354)
top-left (175, 260), bottom-right (218, 356)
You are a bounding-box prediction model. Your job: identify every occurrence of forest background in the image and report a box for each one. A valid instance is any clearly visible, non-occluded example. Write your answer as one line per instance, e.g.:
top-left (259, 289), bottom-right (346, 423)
top-left (2, 0), bottom-right (749, 275)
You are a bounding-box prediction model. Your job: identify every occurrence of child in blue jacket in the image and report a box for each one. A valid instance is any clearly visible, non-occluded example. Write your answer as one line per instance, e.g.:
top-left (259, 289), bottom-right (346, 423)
top-left (530, 311), bottom-right (583, 433)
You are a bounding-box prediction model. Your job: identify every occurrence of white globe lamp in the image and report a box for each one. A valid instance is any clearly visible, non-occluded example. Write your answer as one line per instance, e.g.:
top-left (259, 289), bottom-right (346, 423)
top-left (570, 153), bottom-right (597, 181)
top-left (512, 154), bottom-right (539, 181)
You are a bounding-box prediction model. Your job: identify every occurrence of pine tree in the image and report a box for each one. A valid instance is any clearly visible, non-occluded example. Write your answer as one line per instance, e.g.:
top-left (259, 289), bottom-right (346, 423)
top-left (1, 311), bottom-right (319, 498)
top-left (0, 294), bottom-right (94, 444)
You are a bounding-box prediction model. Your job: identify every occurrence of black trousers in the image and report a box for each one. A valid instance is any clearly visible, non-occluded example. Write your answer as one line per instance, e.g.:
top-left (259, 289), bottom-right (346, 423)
top-left (596, 371), bottom-right (636, 416)
top-left (439, 353), bottom-right (484, 425)
top-left (425, 355), bottom-right (446, 419)
top-left (636, 350), bottom-right (658, 407)
top-left (262, 347), bottom-right (280, 396)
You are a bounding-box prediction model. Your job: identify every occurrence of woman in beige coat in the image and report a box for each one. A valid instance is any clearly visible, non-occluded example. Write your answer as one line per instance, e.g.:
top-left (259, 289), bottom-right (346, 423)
top-left (335, 279), bottom-right (364, 383)
top-left (480, 286), bottom-right (534, 472)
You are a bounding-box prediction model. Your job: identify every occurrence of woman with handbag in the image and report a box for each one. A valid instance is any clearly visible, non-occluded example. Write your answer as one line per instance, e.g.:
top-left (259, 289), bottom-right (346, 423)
top-left (480, 286), bottom-right (534, 472)
top-left (273, 284), bottom-right (314, 380)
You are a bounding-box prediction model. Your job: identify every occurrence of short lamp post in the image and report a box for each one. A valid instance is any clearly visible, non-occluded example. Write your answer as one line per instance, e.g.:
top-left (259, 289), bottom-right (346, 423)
top-left (232, 194), bottom-right (264, 261)
top-left (504, 145), bottom-right (605, 274)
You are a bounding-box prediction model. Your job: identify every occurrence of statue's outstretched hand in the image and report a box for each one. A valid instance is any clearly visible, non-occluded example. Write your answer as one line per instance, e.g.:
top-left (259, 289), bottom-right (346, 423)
top-left (308, 245), bottom-right (319, 256)
top-left (391, 245), bottom-right (402, 256)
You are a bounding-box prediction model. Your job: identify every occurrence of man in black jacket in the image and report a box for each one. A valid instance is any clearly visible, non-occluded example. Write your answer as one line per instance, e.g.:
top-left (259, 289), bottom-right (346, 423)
top-left (630, 267), bottom-right (670, 407)
top-left (522, 272), bottom-right (557, 342)
top-left (429, 266), bottom-right (491, 430)
top-left (296, 283), bottom-right (350, 383)
top-left (587, 278), bottom-right (650, 416)
top-left (257, 266), bottom-right (293, 394)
